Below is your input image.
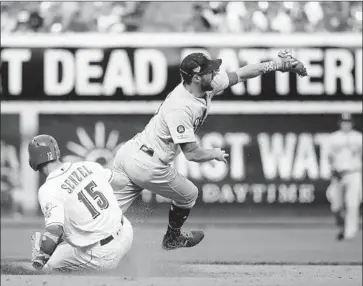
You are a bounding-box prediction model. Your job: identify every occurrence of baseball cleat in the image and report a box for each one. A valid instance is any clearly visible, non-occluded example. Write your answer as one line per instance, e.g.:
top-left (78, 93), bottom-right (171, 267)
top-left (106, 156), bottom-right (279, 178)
top-left (162, 230), bottom-right (205, 250)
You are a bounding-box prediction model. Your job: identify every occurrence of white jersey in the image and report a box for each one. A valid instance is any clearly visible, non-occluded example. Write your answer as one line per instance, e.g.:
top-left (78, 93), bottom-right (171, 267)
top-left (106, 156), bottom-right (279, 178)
top-left (38, 161), bottom-right (122, 247)
top-left (327, 130), bottom-right (362, 172)
top-left (134, 71), bottom-right (230, 164)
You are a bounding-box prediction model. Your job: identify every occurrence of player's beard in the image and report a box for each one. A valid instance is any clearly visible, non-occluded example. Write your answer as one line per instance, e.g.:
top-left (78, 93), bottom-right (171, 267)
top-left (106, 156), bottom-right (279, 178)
top-left (201, 78), bottom-right (214, 91)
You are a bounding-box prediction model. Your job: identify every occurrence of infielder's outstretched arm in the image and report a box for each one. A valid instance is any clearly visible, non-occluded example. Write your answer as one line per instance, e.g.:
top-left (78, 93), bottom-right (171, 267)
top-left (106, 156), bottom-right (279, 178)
top-left (226, 50), bottom-right (308, 87)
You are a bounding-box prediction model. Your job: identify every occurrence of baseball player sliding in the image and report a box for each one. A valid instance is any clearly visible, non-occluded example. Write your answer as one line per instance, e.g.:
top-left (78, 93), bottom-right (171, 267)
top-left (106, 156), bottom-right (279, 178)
top-left (112, 50), bottom-right (308, 250)
top-left (28, 135), bottom-right (133, 272)
top-left (326, 114), bottom-right (362, 241)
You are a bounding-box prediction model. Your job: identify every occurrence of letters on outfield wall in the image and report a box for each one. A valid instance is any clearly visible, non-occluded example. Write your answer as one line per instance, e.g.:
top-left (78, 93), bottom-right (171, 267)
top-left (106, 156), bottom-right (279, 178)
top-left (0, 34), bottom-right (361, 100)
top-left (37, 113), bottom-right (362, 205)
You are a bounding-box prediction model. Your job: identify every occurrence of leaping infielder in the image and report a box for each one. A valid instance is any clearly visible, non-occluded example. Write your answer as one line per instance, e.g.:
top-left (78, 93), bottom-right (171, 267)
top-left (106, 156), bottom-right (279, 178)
top-left (112, 50), bottom-right (308, 250)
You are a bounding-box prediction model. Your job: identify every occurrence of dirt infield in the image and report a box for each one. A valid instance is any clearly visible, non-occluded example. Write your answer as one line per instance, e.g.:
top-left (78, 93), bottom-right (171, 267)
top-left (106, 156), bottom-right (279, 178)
top-left (1, 264), bottom-right (361, 286)
top-left (1, 265), bottom-right (362, 286)
top-left (1, 217), bottom-right (362, 286)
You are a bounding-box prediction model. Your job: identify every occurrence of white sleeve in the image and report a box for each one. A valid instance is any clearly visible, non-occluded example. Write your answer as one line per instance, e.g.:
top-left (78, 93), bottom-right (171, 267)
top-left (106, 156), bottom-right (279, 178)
top-left (357, 132), bottom-right (362, 145)
top-left (210, 70), bottom-right (230, 97)
top-left (355, 132), bottom-right (362, 151)
top-left (326, 133), bottom-right (335, 156)
top-left (39, 187), bottom-right (65, 228)
top-left (164, 109), bottom-right (196, 144)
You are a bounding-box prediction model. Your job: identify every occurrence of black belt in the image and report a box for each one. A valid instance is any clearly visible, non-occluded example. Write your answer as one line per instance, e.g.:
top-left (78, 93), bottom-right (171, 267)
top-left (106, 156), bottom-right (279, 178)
top-left (100, 218), bottom-right (124, 246)
top-left (140, 144), bottom-right (168, 165)
top-left (100, 235), bottom-right (114, 246)
top-left (140, 144), bottom-right (154, 157)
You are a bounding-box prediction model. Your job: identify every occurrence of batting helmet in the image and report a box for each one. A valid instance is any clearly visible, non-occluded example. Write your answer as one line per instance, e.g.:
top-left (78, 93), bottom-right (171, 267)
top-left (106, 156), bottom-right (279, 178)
top-left (28, 135), bottom-right (61, 171)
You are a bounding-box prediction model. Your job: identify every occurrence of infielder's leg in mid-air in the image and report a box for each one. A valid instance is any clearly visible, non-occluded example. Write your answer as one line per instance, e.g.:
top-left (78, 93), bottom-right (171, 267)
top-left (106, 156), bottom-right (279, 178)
top-left (326, 114), bottom-right (362, 241)
top-left (113, 51), bottom-right (308, 250)
top-left (113, 140), bottom-right (202, 250)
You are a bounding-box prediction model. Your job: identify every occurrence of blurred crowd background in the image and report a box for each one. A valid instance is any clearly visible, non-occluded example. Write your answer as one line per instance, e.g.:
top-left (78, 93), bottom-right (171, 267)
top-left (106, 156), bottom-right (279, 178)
top-left (1, 1), bottom-right (362, 34)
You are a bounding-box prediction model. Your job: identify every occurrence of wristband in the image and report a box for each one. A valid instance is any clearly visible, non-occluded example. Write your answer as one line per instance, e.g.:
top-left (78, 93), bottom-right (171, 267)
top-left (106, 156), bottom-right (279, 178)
top-left (261, 60), bottom-right (280, 74)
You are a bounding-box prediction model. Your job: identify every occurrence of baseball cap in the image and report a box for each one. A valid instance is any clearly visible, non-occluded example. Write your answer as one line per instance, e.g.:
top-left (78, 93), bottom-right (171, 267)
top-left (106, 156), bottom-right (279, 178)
top-left (339, 113), bottom-right (353, 122)
top-left (340, 113), bottom-right (353, 123)
top-left (180, 53), bottom-right (222, 77)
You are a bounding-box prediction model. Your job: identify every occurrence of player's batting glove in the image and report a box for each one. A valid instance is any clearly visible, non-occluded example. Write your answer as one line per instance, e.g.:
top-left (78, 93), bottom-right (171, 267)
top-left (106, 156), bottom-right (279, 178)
top-left (31, 232), bottom-right (50, 270)
top-left (277, 49), bottom-right (308, 77)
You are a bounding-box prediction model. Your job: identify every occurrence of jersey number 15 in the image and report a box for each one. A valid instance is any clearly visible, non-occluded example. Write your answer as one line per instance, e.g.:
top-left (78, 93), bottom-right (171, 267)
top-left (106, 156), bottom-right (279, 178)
top-left (78, 181), bottom-right (109, 219)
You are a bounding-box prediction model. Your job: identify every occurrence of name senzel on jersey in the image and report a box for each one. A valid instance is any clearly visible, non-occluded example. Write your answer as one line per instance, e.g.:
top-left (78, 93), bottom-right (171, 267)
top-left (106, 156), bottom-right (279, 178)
top-left (60, 165), bottom-right (93, 193)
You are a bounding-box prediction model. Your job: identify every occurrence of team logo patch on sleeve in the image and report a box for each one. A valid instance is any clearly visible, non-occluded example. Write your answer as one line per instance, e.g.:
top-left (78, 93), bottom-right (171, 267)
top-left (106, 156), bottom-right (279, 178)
top-left (177, 125), bottom-right (185, 134)
top-left (44, 203), bottom-right (56, 219)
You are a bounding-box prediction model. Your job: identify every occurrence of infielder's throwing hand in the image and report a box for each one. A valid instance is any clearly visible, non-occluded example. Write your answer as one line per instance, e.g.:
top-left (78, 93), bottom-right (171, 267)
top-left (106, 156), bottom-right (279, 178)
top-left (214, 148), bottom-right (229, 163)
top-left (112, 50), bottom-right (308, 251)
